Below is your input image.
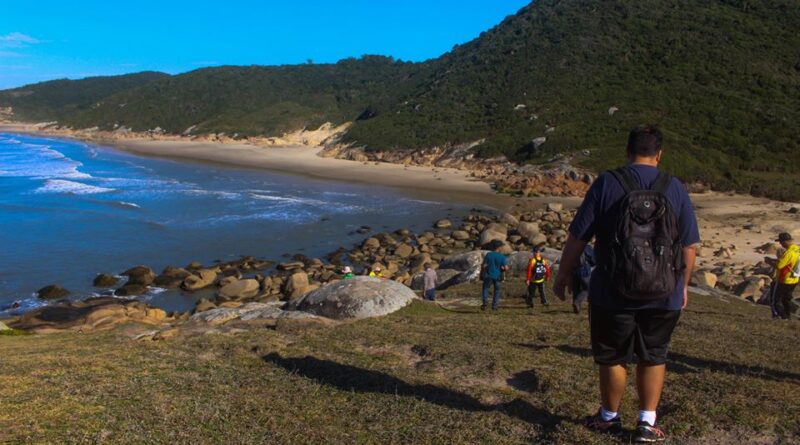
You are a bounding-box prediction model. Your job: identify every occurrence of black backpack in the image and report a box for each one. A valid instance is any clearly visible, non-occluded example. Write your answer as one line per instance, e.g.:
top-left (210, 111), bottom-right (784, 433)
top-left (607, 168), bottom-right (684, 301)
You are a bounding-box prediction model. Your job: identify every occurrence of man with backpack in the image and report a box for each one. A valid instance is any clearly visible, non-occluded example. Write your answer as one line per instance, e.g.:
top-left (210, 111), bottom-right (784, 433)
top-left (554, 125), bottom-right (700, 443)
top-left (767, 232), bottom-right (799, 320)
top-left (526, 245), bottom-right (551, 313)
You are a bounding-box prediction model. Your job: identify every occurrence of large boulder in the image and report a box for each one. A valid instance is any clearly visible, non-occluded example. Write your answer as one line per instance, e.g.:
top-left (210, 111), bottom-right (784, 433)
top-left (410, 269), bottom-right (462, 291)
top-left (122, 266), bottom-right (156, 286)
top-left (500, 213), bottom-right (520, 227)
top-left (217, 279), bottom-right (261, 301)
top-left (114, 283), bottom-right (148, 297)
top-left (451, 230), bottom-right (470, 241)
top-left (36, 285), bottom-right (70, 300)
top-left (435, 219), bottom-right (452, 229)
top-left (438, 251), bottom-right (489, 283)
top-left (394, 243), bottom-right (414, 258)
top-left (507, 250), bottom-right (562, 276)
top-left (478, 223), bottom-right (508, 246)
top-left (10, 297), bottom-right (171, 333)
top-left (293, 277), bottom-right (415, 320)
top-left (181, 269), bottom-right (218, 291)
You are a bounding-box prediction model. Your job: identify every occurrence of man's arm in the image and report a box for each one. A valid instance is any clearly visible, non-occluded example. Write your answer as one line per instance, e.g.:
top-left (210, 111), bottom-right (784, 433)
top-left (682, 244), bottom-right (698, 309)
top-left (554, 235), bottom-right (588, 300)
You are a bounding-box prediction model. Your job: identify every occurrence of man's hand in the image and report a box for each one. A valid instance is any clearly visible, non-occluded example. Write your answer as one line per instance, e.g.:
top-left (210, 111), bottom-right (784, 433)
top-left (553, 272), bottom-right (571, 301)
top-left (682, 285), bottom-right (689, 309)
top-left (525, 280), bottom-right (530, 286)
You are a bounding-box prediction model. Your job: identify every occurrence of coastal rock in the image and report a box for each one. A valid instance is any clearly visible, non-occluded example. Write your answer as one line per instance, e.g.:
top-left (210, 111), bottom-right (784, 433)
top-left (217, 279), bottom-right (261, 301)
top-left (439, 251), bottom-right (489, 283)
top-left (451, 230), bottom-right (470, 241)
top-left (292, 277), bottom-right (415, 320)
top-left (36, 285), bottom-right (70, 300)
top-left (691, 271), bottom-right (718, 288)
top-left (194, 298), bottom-right (217, 314)
top-left (181, 269), bottom-right (218, 291)
top-left (478, 223), bottom-right (508, 246)
top-left (122, 266), bottom-right (156, 286)
top-left (506, 249), bottom-right (562, 276)
top-left (362, 238), bottom-right (381, 250)
top-left (394, 243), bottom-right (414, 258)
top-left (10, 297), bottom-right (172, 333)
top-left (189, 302), bottom-right (319, 326)
top-left (114, 283), bottom-right (148, 296)
top-left (435, 219), bottom-right (453, 229)
top-left (546, 203), bottom-right (564, 212)
top-left (154, 267), bottom-right (191, 288)
top-left (284, 271), bottom-right (310, 300)
top-left (517, 222), bottom-right (540, 241)
top-left (93, 273), bottom-right (119, 287)
top-left (500, 213), bottom-right (520, 227)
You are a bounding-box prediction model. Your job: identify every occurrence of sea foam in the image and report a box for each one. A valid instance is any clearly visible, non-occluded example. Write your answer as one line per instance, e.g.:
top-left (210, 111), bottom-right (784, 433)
top-left (35, 179), bottom-right (116, 195)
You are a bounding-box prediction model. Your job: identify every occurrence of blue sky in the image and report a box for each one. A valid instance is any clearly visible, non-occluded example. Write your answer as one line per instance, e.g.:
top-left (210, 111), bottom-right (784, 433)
top-left (0, 0), bottom-right (530, 90)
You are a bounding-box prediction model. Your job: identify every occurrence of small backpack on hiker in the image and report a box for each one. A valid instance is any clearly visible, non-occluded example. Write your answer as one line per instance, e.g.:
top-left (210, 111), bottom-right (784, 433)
top-left (606, 168), bottom-right (684, 300)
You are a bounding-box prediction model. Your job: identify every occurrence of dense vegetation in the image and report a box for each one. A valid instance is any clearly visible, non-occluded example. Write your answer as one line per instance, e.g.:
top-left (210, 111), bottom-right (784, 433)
top-left (1, 0), bottom-right (799, 198)
top-left (0, 72), bottom-right (168, 122)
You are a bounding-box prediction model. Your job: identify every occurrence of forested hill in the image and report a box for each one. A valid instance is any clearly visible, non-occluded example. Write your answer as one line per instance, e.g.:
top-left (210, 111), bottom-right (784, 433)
top-left (1, 0), bottom-right (799, 198)
top-left (0, 72), bottom-right (169, 122)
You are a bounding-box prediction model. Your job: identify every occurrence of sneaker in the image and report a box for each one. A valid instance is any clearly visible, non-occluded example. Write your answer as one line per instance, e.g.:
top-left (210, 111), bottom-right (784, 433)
top-left (633, 421), bottom-right (666, 443)
top-left (480, 304), bottom-right (487, 311)
top-left (585, 411), bottom-right (623, 436)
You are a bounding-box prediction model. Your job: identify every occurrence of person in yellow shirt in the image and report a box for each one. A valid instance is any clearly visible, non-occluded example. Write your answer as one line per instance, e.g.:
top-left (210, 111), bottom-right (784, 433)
top-left (768, 232), bottom-right (799, 320)
top-left (369, 266), bottom-right (384, 279)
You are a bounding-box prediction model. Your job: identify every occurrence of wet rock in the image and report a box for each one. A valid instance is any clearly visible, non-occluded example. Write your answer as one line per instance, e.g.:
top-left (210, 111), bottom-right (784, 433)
top-left (114, 284), bottom-right (148, 296)
top-left (154, 266), bottom-right (191, 288)
top-left (93, 273), bottom-right (119, 288)
top-left (362, 238), bottom-right (381, 250)
top-left (36, 285), bottom-right (70, 300)
top-left (122, 266), bottom-right (156, 286)
top-left (292, 277), bottom-right (415, 320)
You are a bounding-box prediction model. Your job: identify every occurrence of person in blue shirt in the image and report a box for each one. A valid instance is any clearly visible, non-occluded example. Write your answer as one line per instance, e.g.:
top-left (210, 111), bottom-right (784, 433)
top-left (554, 125), bottom-right (700, 443)
top-left (480, 240), bottom-right (509, 311)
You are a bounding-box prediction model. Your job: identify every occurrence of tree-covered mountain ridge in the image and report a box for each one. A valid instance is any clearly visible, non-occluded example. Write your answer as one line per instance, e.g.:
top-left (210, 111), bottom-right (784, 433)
top-left (1, 0), bottom-right (798, 199)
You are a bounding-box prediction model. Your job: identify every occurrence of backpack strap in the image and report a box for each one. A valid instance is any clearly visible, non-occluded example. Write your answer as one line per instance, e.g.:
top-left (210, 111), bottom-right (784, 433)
top-left (650, 171), bottom-right (673, 194)
top-left (609, 167), bottom-right (640, 194)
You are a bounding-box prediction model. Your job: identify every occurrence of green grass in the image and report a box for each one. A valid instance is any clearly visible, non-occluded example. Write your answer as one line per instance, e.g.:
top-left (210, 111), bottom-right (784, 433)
top-left (1, 278), bottom-right (798, 444)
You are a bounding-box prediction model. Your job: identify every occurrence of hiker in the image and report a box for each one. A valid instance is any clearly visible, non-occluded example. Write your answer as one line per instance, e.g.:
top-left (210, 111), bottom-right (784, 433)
top-left (480, 240), bottom-right (509, 311)
top-left (369, 266), bottom-right (384, 278)
top-left (342, 266), bottom-right (354, 280)
top-left (765, 232), bottom-right (799, 320)
top-left (554, 125), bottom-right (700, 443)
top-left (525, 245), bottom-right (550, 312)
top-left (572, 244), bottom-right (596, 314)
top-left (423, 263), bottom-right (437, 301)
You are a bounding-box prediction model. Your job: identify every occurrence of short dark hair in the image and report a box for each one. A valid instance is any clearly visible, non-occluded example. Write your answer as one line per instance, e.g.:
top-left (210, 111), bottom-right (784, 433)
top-left (627, 125), bottom-right (663, 157)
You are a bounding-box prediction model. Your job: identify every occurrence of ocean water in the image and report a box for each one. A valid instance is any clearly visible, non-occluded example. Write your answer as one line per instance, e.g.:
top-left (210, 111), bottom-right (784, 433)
top-left (0, 133), bottom-right (476, 315)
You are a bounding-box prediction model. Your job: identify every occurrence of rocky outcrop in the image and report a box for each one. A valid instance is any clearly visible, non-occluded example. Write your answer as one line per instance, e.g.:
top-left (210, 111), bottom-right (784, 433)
top-left (189, 302), bottom-right (319, 326)
top-left (410, 269), bottom-right (461, 291)
top-left (9, 297), bottom-right (174, 333)
top-left (292, 277), bottom-right (415, 320)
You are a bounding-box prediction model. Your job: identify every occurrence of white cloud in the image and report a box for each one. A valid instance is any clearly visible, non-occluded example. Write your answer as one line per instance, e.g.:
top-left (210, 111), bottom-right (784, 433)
top-left (0, 32), bottom-right (41, 48)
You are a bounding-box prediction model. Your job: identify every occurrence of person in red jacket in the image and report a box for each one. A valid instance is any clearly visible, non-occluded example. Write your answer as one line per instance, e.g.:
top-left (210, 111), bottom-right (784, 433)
top-left (526, 245), bottom-right (551, 312)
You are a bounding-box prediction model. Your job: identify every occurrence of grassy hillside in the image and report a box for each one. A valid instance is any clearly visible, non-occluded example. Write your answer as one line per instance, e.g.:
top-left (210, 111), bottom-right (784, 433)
top-left (1, 1), bottom-right (798, 198)
top-left (1, 280), bottom-right (798, 444)
top-left (0, 72), bottom-right (169, 122)
top-left (346, 0), bottom-right (800, 198)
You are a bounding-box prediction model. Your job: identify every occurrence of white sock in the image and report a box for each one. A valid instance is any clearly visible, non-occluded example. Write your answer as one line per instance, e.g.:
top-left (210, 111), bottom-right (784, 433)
top-left (639, 410), bottom-right (657, 426)
top-left (600, 407), bottom-right (618, 421)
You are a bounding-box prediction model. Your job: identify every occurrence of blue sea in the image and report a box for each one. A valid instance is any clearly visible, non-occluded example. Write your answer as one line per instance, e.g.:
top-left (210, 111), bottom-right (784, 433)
top-left (0, 133), bottom-right (475, 315)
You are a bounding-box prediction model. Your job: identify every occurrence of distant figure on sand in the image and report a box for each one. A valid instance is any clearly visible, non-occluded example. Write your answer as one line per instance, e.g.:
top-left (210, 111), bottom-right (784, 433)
top-left (525, 245), bottom-right (551, 312)
top-left (554, 125), bottom-right (700, 443)
top-left (572, 244), bottom-right (596, 314)
top-left (766, 232), bottom-right (799, 319)
top-left (342, 266), bottom-right (354, 280)
top-left (480, 240), bottom-right (508, 311)
top-left (369, 266), bottom-right (384, 278)
top-left (423, 264), bottom-right (437, 301)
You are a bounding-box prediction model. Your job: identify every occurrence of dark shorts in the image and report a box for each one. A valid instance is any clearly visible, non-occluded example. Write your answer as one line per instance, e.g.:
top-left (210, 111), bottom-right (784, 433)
top-left (590, 305), bottom-right (681, 365)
